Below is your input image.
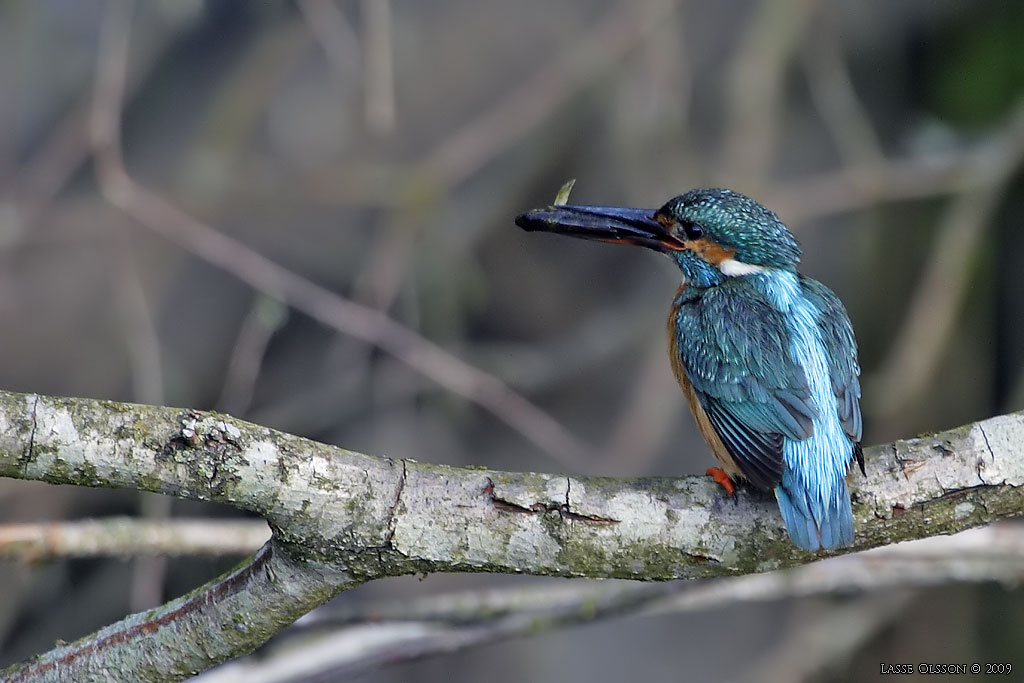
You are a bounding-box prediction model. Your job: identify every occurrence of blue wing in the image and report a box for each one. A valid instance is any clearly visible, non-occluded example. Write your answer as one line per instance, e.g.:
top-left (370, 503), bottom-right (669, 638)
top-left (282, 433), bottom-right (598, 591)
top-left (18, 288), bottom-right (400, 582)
top-left (798, 275), bottom-right (863, 477)
top-left (798, 275), bottom-right (863, 449)
top-left (672, 281), bottom-right (817, 490)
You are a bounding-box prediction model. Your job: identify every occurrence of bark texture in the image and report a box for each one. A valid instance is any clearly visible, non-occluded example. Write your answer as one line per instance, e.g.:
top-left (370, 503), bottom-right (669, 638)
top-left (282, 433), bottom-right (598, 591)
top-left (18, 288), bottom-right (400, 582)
top-left (1, 390), bottom-right (1022, 681)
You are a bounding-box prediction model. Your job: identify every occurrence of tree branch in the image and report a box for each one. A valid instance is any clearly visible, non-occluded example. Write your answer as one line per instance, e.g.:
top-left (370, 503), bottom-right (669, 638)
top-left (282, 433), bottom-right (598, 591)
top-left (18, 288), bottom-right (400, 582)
top-left (1, 388), bottom-right (1023, 681)
top-left (0, 518), bottom-right (269, 560)
top-left (7, 540), bottom-right (358, 682)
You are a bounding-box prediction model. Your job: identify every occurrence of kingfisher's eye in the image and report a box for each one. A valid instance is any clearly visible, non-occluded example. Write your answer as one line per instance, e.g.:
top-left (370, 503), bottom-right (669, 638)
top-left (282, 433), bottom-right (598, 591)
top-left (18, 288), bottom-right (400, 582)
top-left (682, 222), bottom-right (703, 240)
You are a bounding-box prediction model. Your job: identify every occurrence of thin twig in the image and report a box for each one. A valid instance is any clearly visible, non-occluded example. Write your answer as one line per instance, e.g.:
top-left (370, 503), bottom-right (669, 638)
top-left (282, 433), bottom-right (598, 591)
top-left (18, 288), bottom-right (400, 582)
top-left (360, 0), bottom-right (396, 136)
top-left (598, 339), bottom-right (685, 473)
top-left (868, 102), bottom-right (1024, 418)
top-left (745, 595), bottom-right (913, 681)
top-left (0, 7), bottom-right (181, 242)
top-left (717, 0), bottom-right (814, 192)
top-left (216, 295), bottom-right (289, 416)
top-left (205, 526), bottom-right (1024, 682)
top-left (88, 0), bottom-right (592, 469)
top-left (345, 0), bottom-right (684, 365)
top-left (297, 0), bottom-right (361, 80)
top-left (421, 0), bottom-right (681, 189)
top-left (129, 494), bottom-right (174, 611)
top-left (112, 237), bottom-right (165, 406)
top-left (767, 108), bottom-right (1024, 224)
top-left (295, 524), bottom-right (1024, 629)
top-left (0, 518), bottom-right (270, 560)
top-left (800, 7), bottom-right (885, 167)
top-left (196, 583), bottom-right (682, 683)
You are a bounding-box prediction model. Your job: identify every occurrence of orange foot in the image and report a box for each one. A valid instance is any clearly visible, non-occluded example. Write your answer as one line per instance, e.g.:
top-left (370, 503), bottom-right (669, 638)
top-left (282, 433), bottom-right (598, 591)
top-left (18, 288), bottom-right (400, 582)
top-left (705, 467), bottom-right (735, 497)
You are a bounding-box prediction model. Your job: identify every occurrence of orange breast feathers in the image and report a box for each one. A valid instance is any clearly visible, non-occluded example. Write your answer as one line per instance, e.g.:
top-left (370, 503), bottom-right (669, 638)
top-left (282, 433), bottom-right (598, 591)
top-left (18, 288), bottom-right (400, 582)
top-left (666, 285), bottom-right (744, 481)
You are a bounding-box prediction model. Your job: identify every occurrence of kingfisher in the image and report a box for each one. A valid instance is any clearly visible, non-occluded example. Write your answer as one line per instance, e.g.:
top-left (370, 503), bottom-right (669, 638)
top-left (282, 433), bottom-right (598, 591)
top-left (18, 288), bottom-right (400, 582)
top-left (516, 187), bottom-right (863, 551)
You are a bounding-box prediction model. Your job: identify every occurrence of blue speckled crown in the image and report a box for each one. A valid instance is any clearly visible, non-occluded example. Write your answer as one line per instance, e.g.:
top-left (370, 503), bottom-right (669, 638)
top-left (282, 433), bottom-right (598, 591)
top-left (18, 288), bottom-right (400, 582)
top-left (657, 188), bottom-right (801, 270)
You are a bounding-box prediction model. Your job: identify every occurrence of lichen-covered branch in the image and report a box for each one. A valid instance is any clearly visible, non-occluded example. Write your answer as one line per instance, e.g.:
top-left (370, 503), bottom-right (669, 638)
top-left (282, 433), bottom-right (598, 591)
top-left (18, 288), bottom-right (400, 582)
top-left (1, 389), bottom-right (1022, 681)
top-left (6, 540), bottom-right (359, 683)
top-left (213, 525), bottom-right (1024, 680)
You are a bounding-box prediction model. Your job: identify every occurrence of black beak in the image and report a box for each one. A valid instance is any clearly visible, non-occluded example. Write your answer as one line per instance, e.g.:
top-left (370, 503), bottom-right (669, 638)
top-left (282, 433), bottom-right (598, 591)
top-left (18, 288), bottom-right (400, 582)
top-left (515, 205), bottom-right (685, 253)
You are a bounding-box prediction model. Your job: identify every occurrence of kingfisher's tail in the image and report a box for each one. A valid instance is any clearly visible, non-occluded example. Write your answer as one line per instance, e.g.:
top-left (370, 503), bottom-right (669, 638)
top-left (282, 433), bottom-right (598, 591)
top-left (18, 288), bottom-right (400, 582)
top-left (774, 476), bottom-right (854, 551)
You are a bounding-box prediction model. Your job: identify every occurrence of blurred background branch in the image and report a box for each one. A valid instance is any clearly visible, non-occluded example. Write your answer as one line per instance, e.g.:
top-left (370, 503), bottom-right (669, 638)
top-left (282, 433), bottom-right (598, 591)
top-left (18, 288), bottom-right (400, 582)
top-left (205, 525), bottom-right (1017, 683)
top-left (89, 0), bottom-right (594, 470)
top-left (0, 518), bottom-right (270, 561)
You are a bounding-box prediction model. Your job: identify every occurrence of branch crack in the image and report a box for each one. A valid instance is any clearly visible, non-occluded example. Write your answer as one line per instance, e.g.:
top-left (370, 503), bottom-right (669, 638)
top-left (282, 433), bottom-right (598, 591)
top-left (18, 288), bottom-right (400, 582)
top-left (484, 477), bottom-right (618, 525)
top-left (384, 459), bottom-right (407, 545)
top-left (978, 424), bottom-right (995, 461)
top-left (23, 395), bottom-right (39, 471)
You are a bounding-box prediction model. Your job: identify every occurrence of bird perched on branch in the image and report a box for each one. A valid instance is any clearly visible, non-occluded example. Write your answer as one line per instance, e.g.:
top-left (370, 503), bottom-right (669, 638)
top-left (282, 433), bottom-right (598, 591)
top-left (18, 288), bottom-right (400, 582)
top-left (516, 187), bottom-right (863, 551)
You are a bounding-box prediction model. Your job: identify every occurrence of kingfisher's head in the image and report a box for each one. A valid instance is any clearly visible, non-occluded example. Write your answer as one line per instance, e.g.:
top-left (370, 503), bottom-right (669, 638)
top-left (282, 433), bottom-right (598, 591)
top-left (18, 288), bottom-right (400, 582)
top-left (516, 188), bottom-right (801, 288)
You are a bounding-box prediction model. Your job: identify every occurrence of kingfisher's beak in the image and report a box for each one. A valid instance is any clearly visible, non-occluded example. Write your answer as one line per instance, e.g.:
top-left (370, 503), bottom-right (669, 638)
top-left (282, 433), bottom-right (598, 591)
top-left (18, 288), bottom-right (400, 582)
top-left (515, 205), bottom-right (687, 253)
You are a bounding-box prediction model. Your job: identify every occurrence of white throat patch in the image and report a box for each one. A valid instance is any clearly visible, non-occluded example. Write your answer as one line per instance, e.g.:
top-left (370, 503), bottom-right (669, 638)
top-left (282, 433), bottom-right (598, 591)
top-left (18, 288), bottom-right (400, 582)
top-left (718, 258), bottom-right (767, 277)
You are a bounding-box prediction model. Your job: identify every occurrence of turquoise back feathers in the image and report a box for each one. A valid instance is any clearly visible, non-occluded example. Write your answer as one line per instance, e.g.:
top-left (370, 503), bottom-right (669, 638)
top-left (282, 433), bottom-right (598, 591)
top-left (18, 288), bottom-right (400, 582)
top-left (659, 190), bottom-right (862, 550)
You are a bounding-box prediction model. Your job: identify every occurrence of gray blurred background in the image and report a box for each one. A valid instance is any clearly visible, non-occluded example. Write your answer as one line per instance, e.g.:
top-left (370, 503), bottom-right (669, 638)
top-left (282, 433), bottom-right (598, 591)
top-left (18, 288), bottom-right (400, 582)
top-left (2, 0), bottom-right (1024, 680)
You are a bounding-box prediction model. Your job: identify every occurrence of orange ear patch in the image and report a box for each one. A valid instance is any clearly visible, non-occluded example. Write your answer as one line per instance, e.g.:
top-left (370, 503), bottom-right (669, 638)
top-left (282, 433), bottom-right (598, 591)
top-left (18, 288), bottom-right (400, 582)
top-left (686, 238), bottom-right (735, 265)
